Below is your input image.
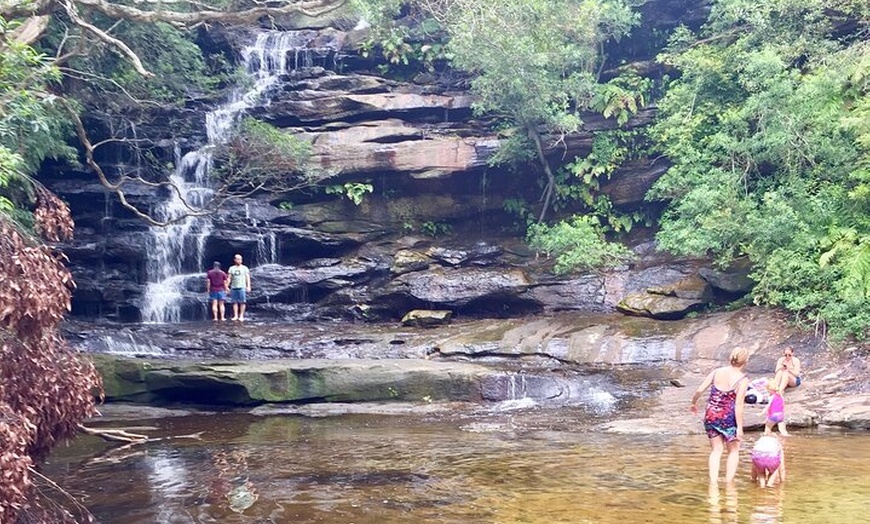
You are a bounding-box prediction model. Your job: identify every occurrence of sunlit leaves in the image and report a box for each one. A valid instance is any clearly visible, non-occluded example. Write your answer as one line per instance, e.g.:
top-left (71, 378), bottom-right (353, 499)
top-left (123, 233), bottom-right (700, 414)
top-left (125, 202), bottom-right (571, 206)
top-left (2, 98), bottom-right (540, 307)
top-left (443, 0), bottom-right (638, 137)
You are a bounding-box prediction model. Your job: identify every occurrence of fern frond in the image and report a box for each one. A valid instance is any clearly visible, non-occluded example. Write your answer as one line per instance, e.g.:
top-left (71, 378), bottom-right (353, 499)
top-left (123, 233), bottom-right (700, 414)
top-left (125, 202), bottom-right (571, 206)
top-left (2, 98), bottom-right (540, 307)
top-left (840, 240), bottom-right (870, 301)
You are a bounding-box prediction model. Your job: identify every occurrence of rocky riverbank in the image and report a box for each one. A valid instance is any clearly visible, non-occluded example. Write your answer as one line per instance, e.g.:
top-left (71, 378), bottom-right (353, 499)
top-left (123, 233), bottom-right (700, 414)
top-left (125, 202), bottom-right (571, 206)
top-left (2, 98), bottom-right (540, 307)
top-left (78, 306), bottom-right (870, 431)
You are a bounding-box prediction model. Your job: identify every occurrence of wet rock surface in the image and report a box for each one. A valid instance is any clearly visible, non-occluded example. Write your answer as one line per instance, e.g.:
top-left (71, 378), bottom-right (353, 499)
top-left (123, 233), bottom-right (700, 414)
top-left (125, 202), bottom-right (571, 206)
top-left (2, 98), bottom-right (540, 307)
top-left (74, 307), bottom-right (870, 430)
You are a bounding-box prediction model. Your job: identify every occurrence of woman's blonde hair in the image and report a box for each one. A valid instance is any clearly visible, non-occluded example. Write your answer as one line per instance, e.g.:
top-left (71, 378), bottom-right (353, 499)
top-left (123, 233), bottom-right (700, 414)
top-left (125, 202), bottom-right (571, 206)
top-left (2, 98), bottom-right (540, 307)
top-left (729, 347), bottom-right (749, 366)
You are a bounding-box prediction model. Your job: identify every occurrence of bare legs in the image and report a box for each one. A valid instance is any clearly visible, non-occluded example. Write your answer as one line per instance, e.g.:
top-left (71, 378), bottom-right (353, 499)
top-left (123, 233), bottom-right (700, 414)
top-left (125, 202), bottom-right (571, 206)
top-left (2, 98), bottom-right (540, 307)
top-left (232, 302), bottom-right (246, 321)
top-left (724, 440), bottom-right (740, 482)
top-left (708, 436), bottom-right (741, 484)
top-left (211, 300), bottom-right (226, 321)
top-left (708, 437), bottom-right (724, 483)
top-left (772, 370), bottom-right (789, 392)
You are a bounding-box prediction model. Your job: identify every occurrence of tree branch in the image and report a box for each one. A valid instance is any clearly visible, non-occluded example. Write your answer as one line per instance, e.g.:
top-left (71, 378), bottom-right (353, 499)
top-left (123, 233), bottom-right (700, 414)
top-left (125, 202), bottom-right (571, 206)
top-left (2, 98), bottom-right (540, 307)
top-left (65, 103), bottom-right (221, 226)
top-left (530, 126), bottom-right (555, 223)
top-left (74, 0), bottom-right (347, 27)
top-left (61, 0), bottom-right (154, 77)
top-left (77, 424), bottom-right (148, 443)
top-left (6, 15), bottom-right (51, 46)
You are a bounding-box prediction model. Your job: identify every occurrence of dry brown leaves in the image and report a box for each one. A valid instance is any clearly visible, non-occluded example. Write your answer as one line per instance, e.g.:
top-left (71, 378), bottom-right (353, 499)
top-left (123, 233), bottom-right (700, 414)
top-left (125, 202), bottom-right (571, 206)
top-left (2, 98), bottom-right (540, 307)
top-left (33, 187), bottom-right (74, 243)
top-left (0, 194), bottom-right (102, 523)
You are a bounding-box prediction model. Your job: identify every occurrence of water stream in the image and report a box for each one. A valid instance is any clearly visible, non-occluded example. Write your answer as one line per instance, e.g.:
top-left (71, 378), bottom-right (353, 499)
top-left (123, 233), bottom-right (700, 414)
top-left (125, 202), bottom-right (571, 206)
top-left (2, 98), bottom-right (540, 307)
top-left (44, 412), bottom-right (869, 524)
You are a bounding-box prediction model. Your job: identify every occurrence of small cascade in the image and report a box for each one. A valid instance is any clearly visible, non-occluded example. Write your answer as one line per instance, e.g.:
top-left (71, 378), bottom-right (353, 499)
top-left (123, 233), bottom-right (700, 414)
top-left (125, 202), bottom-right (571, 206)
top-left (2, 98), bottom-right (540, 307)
top-left (97, 333), bottom-right (165, 357)
top-left (508, 372), bottom-right (528, 400)
top-left (493, 372), bottom-right (537, 411)
top-left (256, 230), bottom-right (279, 266)
top-left (142, 30), bottom-right (339, 323)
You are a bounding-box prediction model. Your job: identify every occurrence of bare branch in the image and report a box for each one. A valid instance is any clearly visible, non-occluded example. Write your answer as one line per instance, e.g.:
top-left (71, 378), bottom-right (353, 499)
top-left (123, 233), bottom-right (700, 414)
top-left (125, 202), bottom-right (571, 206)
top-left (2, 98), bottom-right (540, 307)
top-left (61, 0), bottom-right (154, 77)
top-left (77, 424), bottom-right (149, 443)
top-left (74, 0), bottom-right (347, 27)
top-left (27, 467), bottom-right (95, 521)
top-left (6, 15), bottom-right (51, 46)
top-left (65, 102), bottom-right (220, 226)
top-left (57, 67), bottom-right (161, 107)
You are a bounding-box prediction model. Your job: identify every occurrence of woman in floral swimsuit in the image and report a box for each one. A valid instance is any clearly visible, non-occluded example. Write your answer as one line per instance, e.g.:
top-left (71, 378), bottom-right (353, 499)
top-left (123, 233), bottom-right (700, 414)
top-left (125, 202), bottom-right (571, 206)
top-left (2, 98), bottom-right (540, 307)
top-left (690, 347), bottom-right (750, 484)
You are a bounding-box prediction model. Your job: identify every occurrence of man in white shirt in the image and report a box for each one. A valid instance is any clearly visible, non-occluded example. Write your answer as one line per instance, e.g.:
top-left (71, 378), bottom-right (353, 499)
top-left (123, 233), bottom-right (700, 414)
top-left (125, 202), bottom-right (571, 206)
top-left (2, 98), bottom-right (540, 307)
top-left (227, 253), bottom-right (251, 321)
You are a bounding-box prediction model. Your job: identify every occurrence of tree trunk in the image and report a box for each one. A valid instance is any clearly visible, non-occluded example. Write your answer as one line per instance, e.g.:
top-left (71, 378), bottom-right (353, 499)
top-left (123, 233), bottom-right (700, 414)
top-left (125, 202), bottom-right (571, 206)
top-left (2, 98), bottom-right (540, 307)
top-left (529, 126), bottom-right (556, 222)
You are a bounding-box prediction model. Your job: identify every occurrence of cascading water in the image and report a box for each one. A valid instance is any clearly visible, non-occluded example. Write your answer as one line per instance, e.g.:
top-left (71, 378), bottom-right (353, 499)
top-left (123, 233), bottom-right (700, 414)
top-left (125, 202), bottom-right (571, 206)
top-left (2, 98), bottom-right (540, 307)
top-left (141, 30), bottom-right (339, 323)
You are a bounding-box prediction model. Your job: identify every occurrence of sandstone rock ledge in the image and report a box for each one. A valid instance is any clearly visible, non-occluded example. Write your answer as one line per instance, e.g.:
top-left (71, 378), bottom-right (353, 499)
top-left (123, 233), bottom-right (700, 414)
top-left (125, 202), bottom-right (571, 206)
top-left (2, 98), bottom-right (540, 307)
top-left (95, 356), bottom-right (490, 405)
top-left (599, 346), bottom-right (870, 433)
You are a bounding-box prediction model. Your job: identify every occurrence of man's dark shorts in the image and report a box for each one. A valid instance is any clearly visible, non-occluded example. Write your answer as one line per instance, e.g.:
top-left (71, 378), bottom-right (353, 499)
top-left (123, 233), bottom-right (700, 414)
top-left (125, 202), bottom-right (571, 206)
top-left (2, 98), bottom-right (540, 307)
top-left (209, 291), bottom-right (226, 301)
top-left (230, 288), bottom-right (247, 303)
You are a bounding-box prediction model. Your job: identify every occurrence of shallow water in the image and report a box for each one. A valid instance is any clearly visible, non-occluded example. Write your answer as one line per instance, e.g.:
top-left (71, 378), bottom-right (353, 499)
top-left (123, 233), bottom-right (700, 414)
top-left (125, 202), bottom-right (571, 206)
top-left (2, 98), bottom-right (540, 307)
top-left (44, 411), bottom-right (869, 524)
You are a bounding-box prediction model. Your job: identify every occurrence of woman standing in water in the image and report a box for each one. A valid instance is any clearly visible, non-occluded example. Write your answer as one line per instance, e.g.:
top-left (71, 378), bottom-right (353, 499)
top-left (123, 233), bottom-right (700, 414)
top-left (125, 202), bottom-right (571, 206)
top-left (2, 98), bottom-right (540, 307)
top-left (690, 347), bottom-right (750, 484)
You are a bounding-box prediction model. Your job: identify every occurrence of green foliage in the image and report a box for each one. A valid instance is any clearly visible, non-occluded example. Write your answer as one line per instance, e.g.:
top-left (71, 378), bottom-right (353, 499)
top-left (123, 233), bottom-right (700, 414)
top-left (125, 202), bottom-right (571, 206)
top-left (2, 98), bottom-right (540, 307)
top-left (420, 220), bottom-right (452, 238)
top-left (503, 198), bottom-right (535, 227)
top-left (398, 218), bottom-right (452, 237)
top-left (0, 23), bottom-right (75, 175)
top-left (590, 73), bottom-right (652, 126)
top-left (527, 215), bottom-right (634, 273)
top-left (0, 17), bottom-right (77, 226)
top-left (42, 18), bottom-right (221, 107)
top-left (0, 147), bottom-right (22, 213)
top-left (487, 130), bottom-right (536, 167)
top-left (650, 0), bottom-right (870, 339)
top-left (325, 182), bottom-right (374, 205)
top-left (212, 117), bottom-right (323, 192)
top-left (548, 129), bottom-right (650, 234)
top-left (359, 26), bottom-right (452, 74)
top-left (445, 0), bottom-right (638, 139)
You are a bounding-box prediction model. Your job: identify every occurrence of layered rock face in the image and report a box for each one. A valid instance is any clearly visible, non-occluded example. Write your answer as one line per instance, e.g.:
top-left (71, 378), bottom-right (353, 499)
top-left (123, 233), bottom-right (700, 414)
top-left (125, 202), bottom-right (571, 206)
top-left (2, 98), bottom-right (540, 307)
top-left (42, 1), bottom-right (734, 324)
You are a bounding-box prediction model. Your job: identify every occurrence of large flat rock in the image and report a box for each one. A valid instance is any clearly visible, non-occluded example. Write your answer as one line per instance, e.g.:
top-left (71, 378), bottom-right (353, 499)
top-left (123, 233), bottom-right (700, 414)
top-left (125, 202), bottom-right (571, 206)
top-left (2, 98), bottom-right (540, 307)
top-left (95, 356), bottom-right (489, 405)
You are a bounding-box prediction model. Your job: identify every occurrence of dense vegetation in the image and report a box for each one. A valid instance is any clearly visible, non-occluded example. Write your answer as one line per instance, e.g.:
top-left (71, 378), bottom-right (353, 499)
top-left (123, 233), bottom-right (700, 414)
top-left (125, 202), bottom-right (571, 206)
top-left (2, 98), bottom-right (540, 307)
top-left (357, 0), bottom-right (870, 340)
top-left (0, 0), bottom-right (867, 518)
top-left (649, 0), bottom-right (870, 339)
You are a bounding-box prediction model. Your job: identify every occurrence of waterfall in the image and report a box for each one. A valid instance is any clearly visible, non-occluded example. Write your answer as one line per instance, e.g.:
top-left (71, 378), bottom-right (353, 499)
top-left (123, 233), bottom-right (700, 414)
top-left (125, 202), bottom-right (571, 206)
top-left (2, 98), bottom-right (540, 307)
top-left (141, 30), bottom-right (337, 323)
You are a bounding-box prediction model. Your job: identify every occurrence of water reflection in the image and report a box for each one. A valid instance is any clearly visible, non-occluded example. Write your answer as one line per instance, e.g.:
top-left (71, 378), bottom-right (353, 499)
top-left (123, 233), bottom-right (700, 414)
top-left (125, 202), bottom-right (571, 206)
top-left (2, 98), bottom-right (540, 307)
top-left (748, 485), bottom-right (783, 524)
top-left (43, 414), bottom-right (870, 524)
top-left (147, 452), bottom-right (191, 522)
top-left (707, 483), bottom-right (739, 524)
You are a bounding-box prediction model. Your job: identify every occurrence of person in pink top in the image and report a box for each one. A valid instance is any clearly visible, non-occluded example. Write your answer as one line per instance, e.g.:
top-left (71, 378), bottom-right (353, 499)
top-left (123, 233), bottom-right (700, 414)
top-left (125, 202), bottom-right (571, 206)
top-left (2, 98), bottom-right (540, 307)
top-left (205, 261), bottom-right (229, 321)
top-left (763, 376), bottom-right (790, 436)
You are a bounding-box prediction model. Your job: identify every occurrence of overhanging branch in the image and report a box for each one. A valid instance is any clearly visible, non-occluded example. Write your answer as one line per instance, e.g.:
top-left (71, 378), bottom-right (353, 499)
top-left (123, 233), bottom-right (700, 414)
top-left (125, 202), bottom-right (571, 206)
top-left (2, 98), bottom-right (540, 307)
top-left (65, 102), bottom-right (220, 226)
top-left (61, 0), bottom-right (154, 77)
top-left (74, 0), bottom-right (347, 26)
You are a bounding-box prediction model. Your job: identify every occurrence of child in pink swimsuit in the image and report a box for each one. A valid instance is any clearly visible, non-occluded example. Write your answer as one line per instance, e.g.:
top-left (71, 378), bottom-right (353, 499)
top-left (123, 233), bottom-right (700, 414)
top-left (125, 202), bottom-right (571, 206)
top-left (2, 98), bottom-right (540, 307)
top-left (750, 435), bottom-right (786, 487)
top-left (763, 379), bottom-right (790, 436)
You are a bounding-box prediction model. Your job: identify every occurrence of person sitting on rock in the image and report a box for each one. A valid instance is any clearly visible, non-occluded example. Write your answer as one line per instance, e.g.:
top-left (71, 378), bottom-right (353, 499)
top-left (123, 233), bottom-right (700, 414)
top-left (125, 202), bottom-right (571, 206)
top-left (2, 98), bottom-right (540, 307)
top-left (774, 347), bottom-right (802, 388)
